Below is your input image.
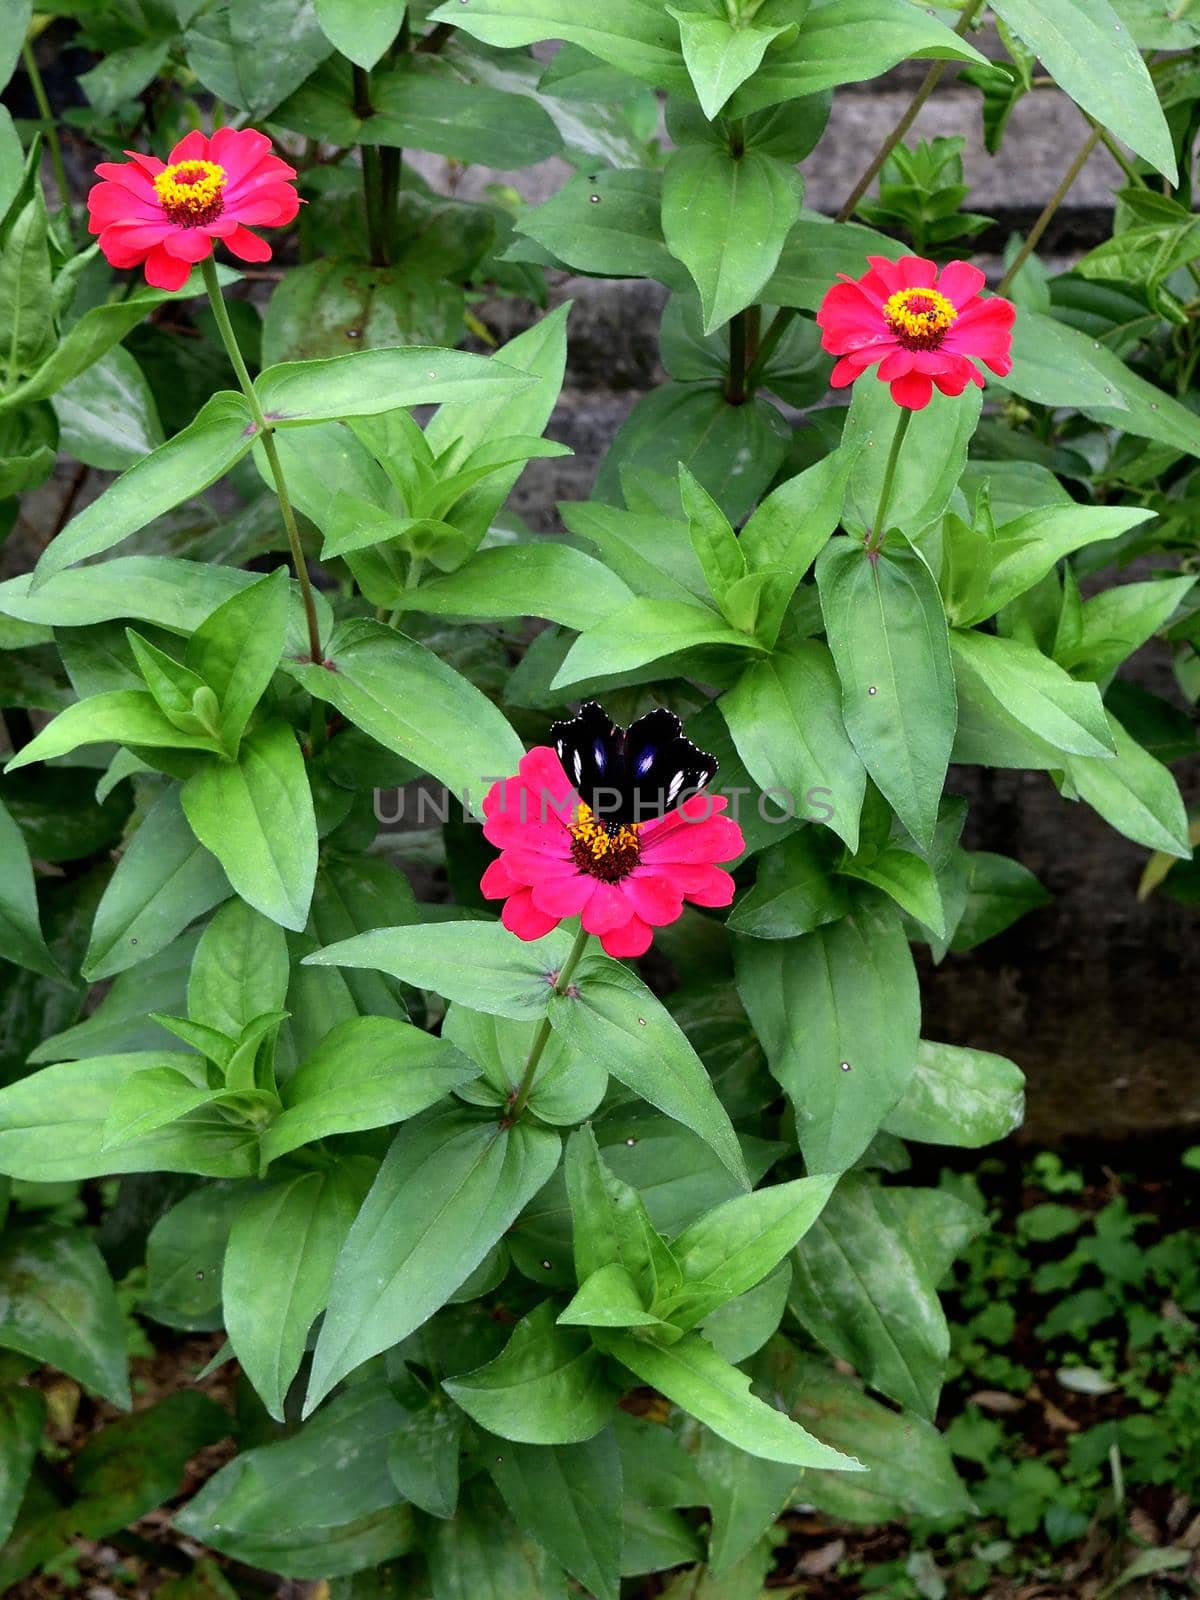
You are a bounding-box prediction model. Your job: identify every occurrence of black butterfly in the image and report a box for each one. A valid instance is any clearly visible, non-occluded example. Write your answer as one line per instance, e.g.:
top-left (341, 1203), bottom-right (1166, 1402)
top-left (550, 701), bottom-right (718, 827)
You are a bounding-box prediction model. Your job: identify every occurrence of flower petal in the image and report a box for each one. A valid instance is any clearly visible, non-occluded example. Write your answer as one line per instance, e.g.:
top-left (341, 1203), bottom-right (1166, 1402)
top-left (598, 914), bottom-right (654, 958)
top-left (142, 244), bottom-right (193, 291)
top-left (888, 370), bottom-right (934, 410)
top-left (222, 224), bottom-right (272, 263)
top-left (937, 260), bottom-right (987, 306)
top-left (501, 888), bottom-right (560, 942)
top-left (167, 129), bottom-right (211, 166)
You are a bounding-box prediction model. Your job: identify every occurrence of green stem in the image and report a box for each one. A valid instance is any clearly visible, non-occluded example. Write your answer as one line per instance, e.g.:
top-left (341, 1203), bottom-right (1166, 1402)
top-left (21, 40), bottom-right (72, 238)
top-left (997, 123), bottom-right (1103, 297)
top-left (868, 408), bottom-right (912, 554)
top-left (352, 65), bottom-right (389, 267)
top-left (508, 923), bottom-right (592, 1121)
top-left (725, 308), bottom-right (751, 404)
top-left (199, 255), bottom-right (324, 663)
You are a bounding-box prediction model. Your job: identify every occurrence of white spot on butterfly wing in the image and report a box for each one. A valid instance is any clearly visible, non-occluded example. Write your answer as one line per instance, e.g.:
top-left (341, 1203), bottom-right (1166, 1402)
top-left (667, 771), bottom-right (685, 803)
top-left (593, 738), bottom-right (608, 773)
top-left (635, 747), bottom-right (655, 776)
top-left (573, 750), bottom-right (583, 783)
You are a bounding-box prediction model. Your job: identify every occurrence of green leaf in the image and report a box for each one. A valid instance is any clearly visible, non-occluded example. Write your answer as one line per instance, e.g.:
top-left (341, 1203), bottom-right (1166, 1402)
top-left (842, 845), bottom-right (946, 939)
top-left (0, 195), bottom-right (52, 382)
top-left (262, 1015), bottom-right (479, 1164)
top-left (0, 1054), bottom-right (259, 1181)
top-left (667, 1174), bottom-right (837, 1319)
top-left (662, 145), bottom-right (799, 333)
top-left (552, 597), bottom-right (759, 691)
top-left (305, 919), bottom-right (576, 1021)
top-left (428, 0), bottom-right (687, 90)
top-left (754, 1338), bottom-right (974, 1523)
top-left (488, 1429), bottom-right (622, 1600)
top-left (305, 1106), bottom-right (561, 1413)
top-left (548, 958), bottom-right (749, 1186)
top-left (996, 310), bottom-right (1200, 456)
top-left (83, 786), bottom-right (228, 981)
top-left (186, 0), bottom-right (334, 119)
top-left (181, 720), bottom-right (318, 932)
top-left (695, 1431), bottom-right (799, 1577)
top-left (185, 567), bottom-right (290, 751)
top-left (844, 380), bottom-right (981, 540)
top-left (735, 899), bottom-right (920, 1174)
top-left (738, 445), bottom-right (857, 582)
top-left (408, 544), bottom-right (632, 632)
top-left (765, 217), bottom-right (903, 312)
top-left (188, 896), bottom-right (290, 1040)
top-left (387, 1401), bottom-right (465, 1519)
top-left (100, 1065), bottom-right (249, 1151)
top-left (989, 0), bottom-right (1175, 181)
top-left (315, 0), bottom-right (407, 68)
top-left (788, 1175), bottom-right (982, 1417)
top-left (364, 59), bottom-right (562, 167)
top-left (69, 1392), bottom-right (230, 1540)
top-left (724, 0), bottom-right (987, 116)
top-left (595, 383), bottom-right (791, 525)
top-left (950, 630), bottom-right (1114, 757)
top-left (720, 643), bottom-right (867, 852)
top-left (426, 1478), bottom-right (564, 1599)
top-left (0, 1224), bottom-right (129, 1407)
top-left (558, 1263), bottom-right (669, 1331)
top-left (53, 344), bottom-right (165, 472)
top-left (284, 619), bottom-right (523, 819)
top-left (951, 849), bottom-right (1050, 950)
top-left (1065, 714), bottom-right (1192, 858)
top-left (32, 393), bottom-right (254, 588)
top-left (563, 1125), bottom-right (682, 1306)
top-left (176, 1377), bottom-right (414, 1578)
top-left (0, 795), bottom-right (59, 979)
top-left (0, 1387), bottom-right (44, 1546)
top-left (514, 169), bottom-right (686, 288)
top-left (961, 502), bottom-right (1155, 626)
top-left (817, 537), bottom-right (956, 850)
top-left (423, 302), bottom-right (572, 546)
top-left (143, 1182), bottom-right (252, 1331)
top-left (5, 689), bottom-right (223, 773)
top-left (679, 465), bottom-right (746, 606)
top-left (225, 1163), bottom-right (369, 1421)
top-left (254, 347), bottom-right (532, 427)
top-left (1057, 575), bottom-right (1197, 681)
top-left (884, 1039), bottom-right (1025, 1147)
top-left (727, 829), bottom-right (850, 940)
top-left (444, 1299), bottom-right (616, 1444)
top-left (668, 9), bottom-right (795, 120)
top-left (601, 1331), bottom-right (862, 1471)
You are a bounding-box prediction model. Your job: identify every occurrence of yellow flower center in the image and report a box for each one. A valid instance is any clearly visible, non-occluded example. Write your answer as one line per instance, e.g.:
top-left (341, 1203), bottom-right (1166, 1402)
top-left (883, 285), bottom-right (958, 350)
top-left (570, 803), bottom-right (641, 882)
top-left (153, 159), bottom-right (227, 227)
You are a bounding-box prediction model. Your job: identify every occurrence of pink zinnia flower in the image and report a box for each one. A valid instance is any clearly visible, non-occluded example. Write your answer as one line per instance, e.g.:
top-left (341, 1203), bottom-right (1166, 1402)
top-left (817, 255), bottom-right (1016, 411)
top-left (87, 127), bottom-right (300, 292)
top-left (480, 747), bottom-right (744, 959)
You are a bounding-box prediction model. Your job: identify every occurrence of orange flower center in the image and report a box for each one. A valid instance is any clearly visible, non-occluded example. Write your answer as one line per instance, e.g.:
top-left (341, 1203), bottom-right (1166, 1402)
top-left (153, 158), bottom-right (227, 227)
top-left (883, 285), bottom-right (957, 351)
top-left (570, 803), bottom-right (641, 882)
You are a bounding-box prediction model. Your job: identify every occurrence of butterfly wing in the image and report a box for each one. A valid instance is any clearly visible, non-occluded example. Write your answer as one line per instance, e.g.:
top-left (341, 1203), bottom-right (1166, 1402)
top-left (624, 708), bottom-right (718, 821)
top-left (550, 701), bottom-right (627, 818)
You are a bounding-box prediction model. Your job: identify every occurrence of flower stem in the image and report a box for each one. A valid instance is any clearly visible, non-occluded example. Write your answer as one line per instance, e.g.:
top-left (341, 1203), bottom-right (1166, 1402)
top-left (352, 65), bottom-right (389, 268)
top-left (21, 40), bottom-right (73, 239)
top-left (725, 307), bottom-right (754, 404)
top-left (997, 122), bottom-right (1103, 297)
top-left (199, 254), bottom-right (324, 663)
top-left (507, 923), bottom-right (593, 1122)
top-left (869, 407), bottom-right (912, 554)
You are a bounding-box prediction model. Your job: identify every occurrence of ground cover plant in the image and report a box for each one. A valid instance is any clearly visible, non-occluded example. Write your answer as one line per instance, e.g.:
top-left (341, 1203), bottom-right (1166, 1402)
top-left (0, 0), bottom-right (1197, 1596)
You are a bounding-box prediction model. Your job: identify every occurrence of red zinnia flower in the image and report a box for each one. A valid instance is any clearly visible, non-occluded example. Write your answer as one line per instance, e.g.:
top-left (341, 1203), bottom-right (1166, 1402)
top-left (817, 255), bottom-right (1016, 411)
top-left (87, 127), bottom-right (300, 292)
top-left (480, 747), bottom-right (744, 959)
